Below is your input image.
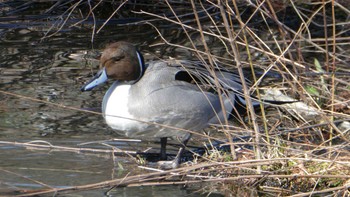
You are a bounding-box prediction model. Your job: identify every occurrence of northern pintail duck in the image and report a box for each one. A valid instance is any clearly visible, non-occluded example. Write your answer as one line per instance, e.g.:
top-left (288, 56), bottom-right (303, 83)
top-left (81, 41), bottom-right (253, 168)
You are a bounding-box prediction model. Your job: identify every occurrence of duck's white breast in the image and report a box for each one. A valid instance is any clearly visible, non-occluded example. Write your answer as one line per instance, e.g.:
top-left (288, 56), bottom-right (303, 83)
top-left (102, 82), bottom-right (148, 133)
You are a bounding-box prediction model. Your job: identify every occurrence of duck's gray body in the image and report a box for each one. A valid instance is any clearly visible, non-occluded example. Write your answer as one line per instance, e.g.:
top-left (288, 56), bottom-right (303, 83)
top-left (81, 41), bottom-right (248, 168)
top-left (102, 60), bottom-right (241, 140)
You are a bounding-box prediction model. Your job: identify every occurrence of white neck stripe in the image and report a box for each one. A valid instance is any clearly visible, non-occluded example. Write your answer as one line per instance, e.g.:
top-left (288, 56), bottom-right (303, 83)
top-left (135, 51), bottom-right (144, 82)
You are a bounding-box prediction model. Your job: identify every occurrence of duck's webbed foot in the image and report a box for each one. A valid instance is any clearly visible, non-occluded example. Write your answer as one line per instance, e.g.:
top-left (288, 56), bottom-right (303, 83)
top-left (156, 134), bottom-right (191, 169)
top-left (157, 147), bottom-right (184, 169)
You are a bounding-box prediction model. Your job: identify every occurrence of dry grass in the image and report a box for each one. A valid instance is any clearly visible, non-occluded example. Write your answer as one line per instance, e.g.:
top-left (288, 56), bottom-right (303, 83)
top-left (1, 0), bottom-right (350, 196)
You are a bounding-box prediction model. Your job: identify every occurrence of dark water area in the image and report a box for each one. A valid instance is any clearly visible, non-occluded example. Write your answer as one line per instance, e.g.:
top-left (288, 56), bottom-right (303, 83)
top-left (0, 5), bottom-right (224, 196)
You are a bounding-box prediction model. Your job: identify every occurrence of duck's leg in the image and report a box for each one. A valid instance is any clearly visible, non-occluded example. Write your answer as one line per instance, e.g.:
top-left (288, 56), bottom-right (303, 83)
top-left (158, 134), bottom-right (191, 169)
top-left (160, 137), bottom-right (167, 160)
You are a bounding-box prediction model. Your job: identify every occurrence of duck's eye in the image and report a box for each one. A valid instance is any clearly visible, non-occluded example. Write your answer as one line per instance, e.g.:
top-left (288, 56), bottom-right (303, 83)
top-left (112, 57), bottom-right (121, 62)
top-left (112, 55), bottom-right (124, 62)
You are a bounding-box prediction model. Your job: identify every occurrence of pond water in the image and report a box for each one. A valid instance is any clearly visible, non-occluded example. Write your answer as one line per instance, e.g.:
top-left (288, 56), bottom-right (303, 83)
top-left (0, 15), bottom-right (224, 196)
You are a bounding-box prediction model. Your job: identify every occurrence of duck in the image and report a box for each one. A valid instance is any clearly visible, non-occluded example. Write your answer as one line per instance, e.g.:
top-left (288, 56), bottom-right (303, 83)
top-left (81, 41), bottom-right (254, 169)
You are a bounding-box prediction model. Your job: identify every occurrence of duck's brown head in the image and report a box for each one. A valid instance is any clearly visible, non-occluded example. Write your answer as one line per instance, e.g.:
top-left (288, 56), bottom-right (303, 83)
top-left (81, 41), bottom-right (145, 91)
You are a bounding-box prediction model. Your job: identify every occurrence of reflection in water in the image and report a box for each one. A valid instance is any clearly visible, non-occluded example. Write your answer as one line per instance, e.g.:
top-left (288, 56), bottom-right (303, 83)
top-left (0, 140), bottom-right (220, 196)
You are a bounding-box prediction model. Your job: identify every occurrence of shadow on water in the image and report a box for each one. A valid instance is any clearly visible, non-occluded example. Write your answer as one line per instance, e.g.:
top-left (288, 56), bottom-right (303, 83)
top-left (0, 2), bottom-right (226, 196)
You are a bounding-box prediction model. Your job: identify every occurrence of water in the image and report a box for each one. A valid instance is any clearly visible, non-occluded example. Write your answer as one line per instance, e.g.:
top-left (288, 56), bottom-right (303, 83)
top-left (0, 14), bottom-right (223, 196)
